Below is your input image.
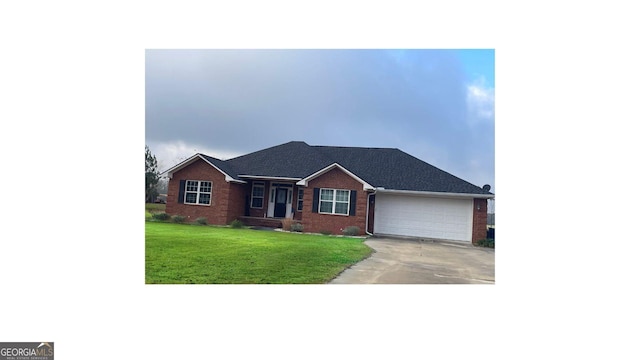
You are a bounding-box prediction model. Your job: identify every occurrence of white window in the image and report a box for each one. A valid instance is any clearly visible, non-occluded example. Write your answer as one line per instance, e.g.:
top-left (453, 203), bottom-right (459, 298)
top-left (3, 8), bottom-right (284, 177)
top-left (185, 180), bottom-right (212, 205)
top-left (297, 189), bottom-right (304, 211)
top-left (251, 182), bottom-right (265, 208)
top-left (319, 188), bottom-right (350, 215)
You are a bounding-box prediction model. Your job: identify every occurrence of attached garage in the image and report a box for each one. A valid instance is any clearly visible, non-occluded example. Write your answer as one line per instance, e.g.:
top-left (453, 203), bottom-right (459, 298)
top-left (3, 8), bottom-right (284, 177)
top-left (373, 192), bottom-right (474, 242)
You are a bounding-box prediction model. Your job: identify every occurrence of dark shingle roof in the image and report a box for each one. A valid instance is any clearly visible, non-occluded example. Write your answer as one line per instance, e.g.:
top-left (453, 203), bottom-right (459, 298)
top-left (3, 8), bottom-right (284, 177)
top-left (199, 154), bottom-right (239, 179)
top-left (225, 141), bottom-right (332, 178)
top-left (313, 145), bottom-right (491, 194)
top-left (206, 141), bottom-right (491, 195)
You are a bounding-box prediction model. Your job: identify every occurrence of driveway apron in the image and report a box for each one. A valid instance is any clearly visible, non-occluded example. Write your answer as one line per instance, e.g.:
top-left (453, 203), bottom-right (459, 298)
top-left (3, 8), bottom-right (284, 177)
top-left (330, 237), bottom-right (495, 284)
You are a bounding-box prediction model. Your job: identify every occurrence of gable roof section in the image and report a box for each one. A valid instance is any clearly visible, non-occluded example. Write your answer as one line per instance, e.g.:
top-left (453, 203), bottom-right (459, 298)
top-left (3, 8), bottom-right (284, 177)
top-left (164, 141), bottom-right (492, 196)
top-left (161, 153), bottom-right (246, 184)
top-left (296, 163), bottom-right (375, 191)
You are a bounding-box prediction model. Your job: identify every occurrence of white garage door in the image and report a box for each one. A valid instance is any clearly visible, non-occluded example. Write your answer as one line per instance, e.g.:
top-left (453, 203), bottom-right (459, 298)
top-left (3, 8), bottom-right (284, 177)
top-left (374, 193), bottom-right (473, 242)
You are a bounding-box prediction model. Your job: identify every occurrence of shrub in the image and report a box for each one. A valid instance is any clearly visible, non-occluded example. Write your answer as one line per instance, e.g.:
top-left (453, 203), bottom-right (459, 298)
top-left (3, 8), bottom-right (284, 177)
top-left (319, 229), bottom-right (332, 236)
top-left (476, 238), bottom-right (495, 248)
top-left (281, 218), bottom-right (294, 231)
top-left (230, 219), bottom-right (244, 228)
top-left (151, 212), bottom-right (171, 221)
top-left (342, 226), bottom-right (361, 236)
top-left (290, 222), bottom-right (304, 232)
top-left (195, 217), bottom-right (208, 225)
top-left (172, 215), bottom-right (186, 223)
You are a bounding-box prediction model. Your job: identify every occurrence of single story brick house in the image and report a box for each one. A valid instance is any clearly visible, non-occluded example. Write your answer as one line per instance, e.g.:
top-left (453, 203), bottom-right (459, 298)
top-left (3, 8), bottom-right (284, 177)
top-left (162, 141), bottom-right (494, 243)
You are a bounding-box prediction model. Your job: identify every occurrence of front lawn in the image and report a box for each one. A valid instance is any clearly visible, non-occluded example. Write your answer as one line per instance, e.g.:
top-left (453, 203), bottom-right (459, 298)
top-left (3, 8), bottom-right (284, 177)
top-left (145, 222), bottom-right (372, 284)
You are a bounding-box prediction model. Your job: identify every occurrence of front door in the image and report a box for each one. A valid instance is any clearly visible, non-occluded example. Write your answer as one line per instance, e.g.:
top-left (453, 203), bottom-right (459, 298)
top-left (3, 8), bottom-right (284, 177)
top-left (274, 188), bottom-right (288, 218)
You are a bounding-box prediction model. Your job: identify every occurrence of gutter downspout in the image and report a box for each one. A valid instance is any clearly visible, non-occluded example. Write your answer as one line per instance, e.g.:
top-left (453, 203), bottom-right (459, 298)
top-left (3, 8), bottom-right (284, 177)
top-left (365, 190), bottom-right (377, 236)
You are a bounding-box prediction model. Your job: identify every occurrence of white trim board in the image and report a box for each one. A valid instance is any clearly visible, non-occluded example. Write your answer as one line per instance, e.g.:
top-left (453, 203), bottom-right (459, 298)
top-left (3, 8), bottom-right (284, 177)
top-left (296, 163), bottom-right (374, 191)
top-left (161, 154), bottom-right (246, 184)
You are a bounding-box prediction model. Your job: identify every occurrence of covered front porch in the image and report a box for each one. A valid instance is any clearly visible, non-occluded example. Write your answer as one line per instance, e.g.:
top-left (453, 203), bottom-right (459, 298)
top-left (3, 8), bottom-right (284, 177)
top-left (242, 178), bottom-right (303, 221)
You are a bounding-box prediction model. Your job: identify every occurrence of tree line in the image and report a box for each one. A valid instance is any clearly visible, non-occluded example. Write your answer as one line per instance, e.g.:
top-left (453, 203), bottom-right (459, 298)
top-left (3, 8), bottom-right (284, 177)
top-left (146, 145), bottom-right (168, 203)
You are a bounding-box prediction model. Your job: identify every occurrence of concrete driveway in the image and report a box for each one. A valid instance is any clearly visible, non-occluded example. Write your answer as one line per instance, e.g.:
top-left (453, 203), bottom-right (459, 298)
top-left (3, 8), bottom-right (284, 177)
top-left (330, 237), bottom-right (495, 284)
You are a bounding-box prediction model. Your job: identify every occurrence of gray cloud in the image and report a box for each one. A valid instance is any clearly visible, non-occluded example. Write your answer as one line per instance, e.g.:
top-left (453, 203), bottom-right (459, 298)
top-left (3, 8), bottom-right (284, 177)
top-left (146, 49), bottom-right (494, 190)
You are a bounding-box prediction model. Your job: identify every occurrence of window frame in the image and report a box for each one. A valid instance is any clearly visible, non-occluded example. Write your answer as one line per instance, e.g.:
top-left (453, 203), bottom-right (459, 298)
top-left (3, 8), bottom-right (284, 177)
top-left (318, 188), bottom-right (350, 216)
top-left (297, 188), bottom-right (304, 211)
top-left (251, 181), bottom-right (265, 209)
top-left (184, 180), bottom-right (212, 206)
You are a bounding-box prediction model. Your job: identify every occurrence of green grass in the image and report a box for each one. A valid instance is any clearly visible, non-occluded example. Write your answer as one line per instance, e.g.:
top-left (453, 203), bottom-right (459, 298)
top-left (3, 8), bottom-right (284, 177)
top-left (145, 222), bottom-right (373, 284)
top-left (145, 203), bottom-right (166, 219)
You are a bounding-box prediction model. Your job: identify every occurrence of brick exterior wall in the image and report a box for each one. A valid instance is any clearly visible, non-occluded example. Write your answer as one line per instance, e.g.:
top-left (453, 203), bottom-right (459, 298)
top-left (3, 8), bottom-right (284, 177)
top-left (166, 160), bottom-right (314, 226)
top-left (165, 158), bottom-right (249, 225)
top-left (226, 182), bottom-right (247, 224)
top-left (472, 198), bottom-right (488, 244)
top-left (301, 167), bottom-right (368, 235)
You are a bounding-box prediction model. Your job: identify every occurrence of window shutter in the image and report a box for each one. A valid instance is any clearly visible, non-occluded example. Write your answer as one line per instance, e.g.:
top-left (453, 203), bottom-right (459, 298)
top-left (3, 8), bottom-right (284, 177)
top-left (312, 188), bottom-right (320, 213)
top-left (178, 180), bottom-right (185, 204)
top-left (349, 190), bottom-right (357, 216)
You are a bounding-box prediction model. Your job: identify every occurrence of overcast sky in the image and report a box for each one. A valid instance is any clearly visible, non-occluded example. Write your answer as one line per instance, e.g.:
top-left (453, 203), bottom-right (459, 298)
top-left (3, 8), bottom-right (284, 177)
top-left (145, 49), bottom-right (494, 192)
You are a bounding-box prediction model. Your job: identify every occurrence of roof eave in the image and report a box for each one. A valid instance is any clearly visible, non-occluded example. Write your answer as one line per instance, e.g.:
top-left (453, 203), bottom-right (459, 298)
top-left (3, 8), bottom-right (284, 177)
top-left (160, 154), bottom-right (201, 177)
top-left (238, 175), bottom-right (302, 181)
top-left (296, 163), bottom-right (375, 191)
top-left (161, 154), bottom-right (246, 184)
top-left (375, 188), bottom-right (494, 199)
